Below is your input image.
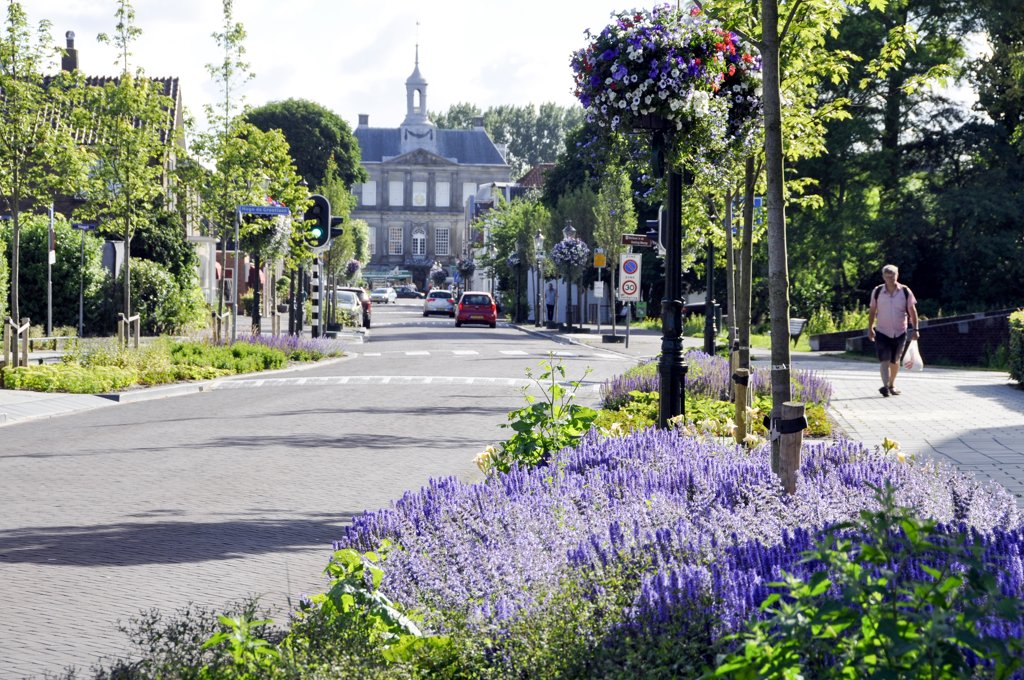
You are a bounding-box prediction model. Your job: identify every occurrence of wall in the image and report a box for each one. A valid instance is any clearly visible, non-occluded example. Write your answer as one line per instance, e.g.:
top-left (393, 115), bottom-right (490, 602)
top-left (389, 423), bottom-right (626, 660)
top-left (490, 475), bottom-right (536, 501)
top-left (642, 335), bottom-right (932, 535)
top-left (811, 309), bottom-right (1016, 366)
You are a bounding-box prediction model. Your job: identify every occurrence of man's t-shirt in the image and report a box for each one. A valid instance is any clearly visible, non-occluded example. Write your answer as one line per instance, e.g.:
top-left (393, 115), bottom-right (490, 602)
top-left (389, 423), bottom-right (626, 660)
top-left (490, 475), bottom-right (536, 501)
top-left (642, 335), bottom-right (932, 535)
top-left (870, 284), bottom-right (916, 337)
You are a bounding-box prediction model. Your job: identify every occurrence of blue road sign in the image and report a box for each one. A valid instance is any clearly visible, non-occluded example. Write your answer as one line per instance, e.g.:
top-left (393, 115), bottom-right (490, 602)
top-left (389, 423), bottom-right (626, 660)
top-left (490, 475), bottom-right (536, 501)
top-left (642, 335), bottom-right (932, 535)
top-left (239, 205), bottom-right (290, 216)
top-left (72, 222), bottom-right (98, 231)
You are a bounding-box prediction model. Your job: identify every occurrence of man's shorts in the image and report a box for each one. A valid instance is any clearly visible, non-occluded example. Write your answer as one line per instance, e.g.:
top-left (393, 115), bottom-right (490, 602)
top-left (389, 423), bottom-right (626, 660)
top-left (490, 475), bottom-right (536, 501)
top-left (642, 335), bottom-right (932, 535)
top-left (875, 330), bottom-right (907, 363)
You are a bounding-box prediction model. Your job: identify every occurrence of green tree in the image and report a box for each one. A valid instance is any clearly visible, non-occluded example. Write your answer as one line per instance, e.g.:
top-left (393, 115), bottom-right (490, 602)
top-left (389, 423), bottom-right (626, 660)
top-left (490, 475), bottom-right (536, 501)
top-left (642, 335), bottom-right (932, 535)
top-left (245, 99), bottom-right (367, 189)
top-left (592, 166), bottom-right (637, 334)
top-left (0, 1), bottom-right (89, 327)
top-left (79, 0), bottom-right (174, 323)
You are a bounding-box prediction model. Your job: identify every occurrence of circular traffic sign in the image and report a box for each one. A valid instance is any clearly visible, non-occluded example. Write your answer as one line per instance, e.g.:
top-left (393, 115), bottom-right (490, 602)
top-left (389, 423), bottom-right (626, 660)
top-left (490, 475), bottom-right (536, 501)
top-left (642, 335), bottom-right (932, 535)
top-left (622, 258), bottom-right (639, 275)
top-left (621, 280), bottom-right (638, 296)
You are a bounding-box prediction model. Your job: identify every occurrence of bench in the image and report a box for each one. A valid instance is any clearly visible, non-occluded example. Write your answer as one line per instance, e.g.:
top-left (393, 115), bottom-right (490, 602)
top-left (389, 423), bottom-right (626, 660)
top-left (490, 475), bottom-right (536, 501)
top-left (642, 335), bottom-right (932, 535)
top-left (789, 318), bottom-right (807, 344)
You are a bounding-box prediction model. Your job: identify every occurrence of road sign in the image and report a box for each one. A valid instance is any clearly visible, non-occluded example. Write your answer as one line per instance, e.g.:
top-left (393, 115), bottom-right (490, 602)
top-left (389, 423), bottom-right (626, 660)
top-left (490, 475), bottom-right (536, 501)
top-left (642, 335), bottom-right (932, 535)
top-left (619, 253), bottom-right (641, 302)
top-left (621, 233), bottom-right (652, 247)
top-left (239, 204), bottom-right (291, 216)
top-left (594, 280), bottom-right (605, 298)
top-left (594, 248), bottom-right (606, 268)
top-left (71, 222), bottom-right (98, 231)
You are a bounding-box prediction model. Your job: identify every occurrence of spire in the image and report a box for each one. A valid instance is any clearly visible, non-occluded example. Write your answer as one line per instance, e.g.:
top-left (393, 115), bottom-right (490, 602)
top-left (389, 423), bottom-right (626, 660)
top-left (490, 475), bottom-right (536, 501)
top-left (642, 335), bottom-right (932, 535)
top-left (402, 37), bottom-right (430, 127)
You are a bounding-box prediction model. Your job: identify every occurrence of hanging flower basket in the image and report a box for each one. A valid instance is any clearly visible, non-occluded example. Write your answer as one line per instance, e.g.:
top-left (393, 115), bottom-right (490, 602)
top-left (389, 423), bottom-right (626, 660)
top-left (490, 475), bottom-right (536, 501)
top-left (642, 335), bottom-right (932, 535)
top-left (551, 238), bottom-right (590, 271)
top-left (457, 259), bottom-right (476, 278)
top-left (571, 4), bottom-right (762, 144)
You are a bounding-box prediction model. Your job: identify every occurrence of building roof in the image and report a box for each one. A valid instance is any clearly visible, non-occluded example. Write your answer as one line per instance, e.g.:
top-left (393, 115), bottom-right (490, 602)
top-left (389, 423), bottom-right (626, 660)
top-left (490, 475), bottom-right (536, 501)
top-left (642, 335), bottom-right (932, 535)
top-left (355, 127), bottom-right (507, 166)
top-left (517, 163), bottom-right (555, 187)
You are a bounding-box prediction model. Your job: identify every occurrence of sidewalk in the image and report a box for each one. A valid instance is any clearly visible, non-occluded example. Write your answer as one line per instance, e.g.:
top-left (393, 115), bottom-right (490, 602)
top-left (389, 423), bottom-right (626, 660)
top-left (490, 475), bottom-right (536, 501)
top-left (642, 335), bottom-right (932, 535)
top-left (522, 320), bottom-right (1024, 505)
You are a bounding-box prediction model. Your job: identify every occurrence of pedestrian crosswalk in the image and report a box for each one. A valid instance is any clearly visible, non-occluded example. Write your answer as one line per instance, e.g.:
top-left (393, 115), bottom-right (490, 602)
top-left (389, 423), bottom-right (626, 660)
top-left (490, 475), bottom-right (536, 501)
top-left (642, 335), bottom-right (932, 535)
top-left (355, 349), bottom-right (616, 360)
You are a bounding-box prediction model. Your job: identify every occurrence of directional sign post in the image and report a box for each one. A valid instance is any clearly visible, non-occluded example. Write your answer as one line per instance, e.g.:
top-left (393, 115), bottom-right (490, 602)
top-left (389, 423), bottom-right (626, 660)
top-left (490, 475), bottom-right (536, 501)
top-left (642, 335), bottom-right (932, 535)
top-left (621, 233), bottom-right (653, 248)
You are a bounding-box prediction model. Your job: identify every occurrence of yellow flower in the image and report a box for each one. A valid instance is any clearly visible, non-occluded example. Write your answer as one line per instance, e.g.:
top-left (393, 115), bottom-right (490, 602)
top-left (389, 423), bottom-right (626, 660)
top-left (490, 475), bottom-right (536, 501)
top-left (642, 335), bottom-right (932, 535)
top-left (882, 437), bottom-right (901, 453)
top-left (742, 433), bottom-right (765, 449)
top-left (474, 446), bottom-right (497, 473)
top-left (896, 450), bottom-right (907, 463)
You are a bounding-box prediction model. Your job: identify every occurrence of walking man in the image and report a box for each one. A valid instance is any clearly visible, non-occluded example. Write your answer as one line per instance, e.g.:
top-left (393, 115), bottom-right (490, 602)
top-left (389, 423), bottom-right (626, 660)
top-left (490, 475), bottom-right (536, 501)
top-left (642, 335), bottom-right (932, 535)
top-left (545, 283), bottom-right (556, 323)
top-left (867, 264), bottom-right (919, 396)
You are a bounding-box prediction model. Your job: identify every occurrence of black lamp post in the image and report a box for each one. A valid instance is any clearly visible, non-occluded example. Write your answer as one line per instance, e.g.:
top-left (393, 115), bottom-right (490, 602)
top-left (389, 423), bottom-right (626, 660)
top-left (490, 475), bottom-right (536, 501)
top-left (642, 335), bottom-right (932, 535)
top-left (650, 124), bottom-right (687, 429)
top-left (533, 230), bottom-right (544, 326)
top-left (562, 219), bottom-right (577, 330)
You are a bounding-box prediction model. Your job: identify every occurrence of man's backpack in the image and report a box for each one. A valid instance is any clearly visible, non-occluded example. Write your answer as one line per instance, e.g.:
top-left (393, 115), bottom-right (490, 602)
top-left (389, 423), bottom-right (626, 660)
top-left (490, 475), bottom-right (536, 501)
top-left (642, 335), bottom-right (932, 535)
top-left (872, 284), bottom-right (910, 303)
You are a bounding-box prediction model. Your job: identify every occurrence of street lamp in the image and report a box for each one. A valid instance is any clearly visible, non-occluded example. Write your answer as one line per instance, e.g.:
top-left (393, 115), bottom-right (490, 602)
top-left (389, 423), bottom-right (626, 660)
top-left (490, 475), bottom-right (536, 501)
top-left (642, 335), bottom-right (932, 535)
top-left (562, 219), bottom-right (577, 330)
top-left (704, 237), bottom-right (717, 355)
top-left (533, 230), bottom-right (544, 326)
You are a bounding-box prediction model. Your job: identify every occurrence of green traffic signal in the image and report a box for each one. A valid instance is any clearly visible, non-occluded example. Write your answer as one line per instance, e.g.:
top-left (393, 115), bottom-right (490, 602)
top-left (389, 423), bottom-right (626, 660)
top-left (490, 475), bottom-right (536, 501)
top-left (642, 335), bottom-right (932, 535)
top-left (304, 194), bottom-right (331, 248)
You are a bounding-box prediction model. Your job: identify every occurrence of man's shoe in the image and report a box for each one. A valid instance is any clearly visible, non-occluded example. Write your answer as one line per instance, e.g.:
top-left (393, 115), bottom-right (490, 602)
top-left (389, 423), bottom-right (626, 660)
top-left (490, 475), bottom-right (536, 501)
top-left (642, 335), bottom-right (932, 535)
top-left (879, 386), bottom-right (890, 397)
top-left (888, 385), bottom-right (901, 395)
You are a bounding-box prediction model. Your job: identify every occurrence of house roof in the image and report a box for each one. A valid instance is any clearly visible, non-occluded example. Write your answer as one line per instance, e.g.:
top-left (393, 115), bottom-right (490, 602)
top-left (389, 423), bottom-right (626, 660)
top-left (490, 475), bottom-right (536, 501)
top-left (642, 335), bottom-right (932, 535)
top-left (355, 127), bottom-right (507, 166)
top-left (41, 75), bottom-right (183, 147)
top-left (517, 163), bottom-right (554, 187)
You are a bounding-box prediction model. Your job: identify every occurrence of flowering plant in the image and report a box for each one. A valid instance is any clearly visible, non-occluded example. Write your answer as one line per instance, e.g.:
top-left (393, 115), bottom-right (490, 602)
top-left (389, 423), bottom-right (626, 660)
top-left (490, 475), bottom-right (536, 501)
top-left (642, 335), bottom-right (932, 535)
top-left (571, 4), bottom-right (761, 143)
top-left (430, 267), bottom-right (448, 286)
top-left (344, 258), bottom-right (361, 280)
top-left (551, 238), bottom-right (590, 270)
top-left (457, 259), bottom-right (476, 278)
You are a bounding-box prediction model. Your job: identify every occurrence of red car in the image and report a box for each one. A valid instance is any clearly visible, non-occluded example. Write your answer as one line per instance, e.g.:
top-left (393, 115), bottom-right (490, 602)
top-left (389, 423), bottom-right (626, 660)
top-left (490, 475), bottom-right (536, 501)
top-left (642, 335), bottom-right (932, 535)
top-left (455, 291), bottom-right (498, 328)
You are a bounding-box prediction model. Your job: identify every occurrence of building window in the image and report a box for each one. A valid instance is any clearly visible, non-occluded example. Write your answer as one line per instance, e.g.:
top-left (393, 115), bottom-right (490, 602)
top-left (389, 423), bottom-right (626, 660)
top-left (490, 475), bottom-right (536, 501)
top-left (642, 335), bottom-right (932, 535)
top-left (388, 225), bottom-right (403, 255)
top-left (368, 226), bottom-right (376, 256)
top-left (388, 180), bottom-right (404, 207)
top-left (435, 181), bottom-right (450, 208)
top-left (462, 182), bottom-right (477, 207)
top-left (435, 226), bottom-right (450, 256)
top-left (361, 181), bottom-right (377, 206)
top-left (412, 227), bottom-right (426, 256)
top-left (412, 181), bottom-right (427, 207)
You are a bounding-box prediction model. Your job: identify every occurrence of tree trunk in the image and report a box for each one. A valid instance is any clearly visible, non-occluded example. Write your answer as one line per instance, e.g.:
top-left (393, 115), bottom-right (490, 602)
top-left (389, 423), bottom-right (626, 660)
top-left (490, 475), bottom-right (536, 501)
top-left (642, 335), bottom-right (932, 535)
top-left (724, 189), bottom-right (736, 352)
top-left (762, 0), bottom-right (794, 475)
top-left (738, 156), bottom-right (756, 372)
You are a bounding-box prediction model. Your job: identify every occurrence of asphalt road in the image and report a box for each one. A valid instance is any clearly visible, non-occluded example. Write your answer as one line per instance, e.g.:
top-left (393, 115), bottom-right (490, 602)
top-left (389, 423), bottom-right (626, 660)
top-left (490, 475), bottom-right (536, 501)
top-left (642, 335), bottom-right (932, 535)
top-left (0, 300), bottom-right (636, 679)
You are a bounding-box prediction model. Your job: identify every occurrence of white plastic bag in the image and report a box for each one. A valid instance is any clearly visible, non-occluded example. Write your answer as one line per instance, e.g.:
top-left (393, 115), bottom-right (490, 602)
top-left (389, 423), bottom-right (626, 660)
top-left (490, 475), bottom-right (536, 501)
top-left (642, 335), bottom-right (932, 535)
top-left (902, 339), bottom-right (924, 371)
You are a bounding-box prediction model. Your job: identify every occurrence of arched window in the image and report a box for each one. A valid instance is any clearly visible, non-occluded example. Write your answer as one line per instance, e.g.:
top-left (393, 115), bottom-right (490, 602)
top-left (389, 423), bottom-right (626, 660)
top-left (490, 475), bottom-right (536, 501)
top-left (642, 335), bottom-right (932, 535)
top-left (412, 226), bottom-right (426, 257)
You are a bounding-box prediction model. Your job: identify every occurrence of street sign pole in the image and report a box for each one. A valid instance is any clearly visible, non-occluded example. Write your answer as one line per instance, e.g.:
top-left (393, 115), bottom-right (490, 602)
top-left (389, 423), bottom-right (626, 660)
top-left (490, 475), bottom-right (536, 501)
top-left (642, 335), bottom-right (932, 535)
top-left (72, 222), bottom-right (97, 337)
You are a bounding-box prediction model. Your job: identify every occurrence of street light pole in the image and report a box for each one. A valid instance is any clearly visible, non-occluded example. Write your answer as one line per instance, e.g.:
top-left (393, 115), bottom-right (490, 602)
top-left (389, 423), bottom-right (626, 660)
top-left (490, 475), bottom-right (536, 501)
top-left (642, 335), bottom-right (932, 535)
top-left (655, 129), bottom-right (686, 428)
top-left (563, 220), bottom-right (576, 330)
top-left (534, 230), bottom-right (544, 327)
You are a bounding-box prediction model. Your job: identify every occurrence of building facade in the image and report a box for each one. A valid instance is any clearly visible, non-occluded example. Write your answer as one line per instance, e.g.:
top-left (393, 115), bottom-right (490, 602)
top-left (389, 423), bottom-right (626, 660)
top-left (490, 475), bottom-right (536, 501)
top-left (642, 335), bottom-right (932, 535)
top-left (351, 50), bottom-right (511, 290)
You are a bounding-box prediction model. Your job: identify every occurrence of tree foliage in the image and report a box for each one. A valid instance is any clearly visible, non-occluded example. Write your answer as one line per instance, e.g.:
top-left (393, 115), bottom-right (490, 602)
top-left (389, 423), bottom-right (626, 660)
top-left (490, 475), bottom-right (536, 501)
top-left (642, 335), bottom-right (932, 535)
top-left (245, 98), bottom-right (366, 189)
top-left (0, 1), bottom-right (90, 323)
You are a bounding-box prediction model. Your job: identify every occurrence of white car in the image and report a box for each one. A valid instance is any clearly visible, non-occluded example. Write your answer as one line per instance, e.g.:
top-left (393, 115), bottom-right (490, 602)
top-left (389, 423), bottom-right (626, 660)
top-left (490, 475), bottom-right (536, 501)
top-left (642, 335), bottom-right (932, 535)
top-left (370, 287), bottom-right (397, 304)
top-left (422, 289), bottom-right (455, 317)
top-left (332, 290), bottom-right (362, 324)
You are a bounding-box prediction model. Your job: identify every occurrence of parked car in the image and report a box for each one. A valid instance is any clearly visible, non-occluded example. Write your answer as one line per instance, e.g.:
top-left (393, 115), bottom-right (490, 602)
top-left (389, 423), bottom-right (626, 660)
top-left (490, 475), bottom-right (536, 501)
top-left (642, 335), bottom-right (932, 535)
top-left (423, 289), bottom-right (455, 317)
top-left (370, 287), bottom-right (397, 304)
top-left (336, 287), bottom-right (372, 328)
top-left (332, 290), bottom-right (362, 326)
top-left (455, 291), bottom-right (498, 328)
top-left (395, 285), bottom-right (424, 299)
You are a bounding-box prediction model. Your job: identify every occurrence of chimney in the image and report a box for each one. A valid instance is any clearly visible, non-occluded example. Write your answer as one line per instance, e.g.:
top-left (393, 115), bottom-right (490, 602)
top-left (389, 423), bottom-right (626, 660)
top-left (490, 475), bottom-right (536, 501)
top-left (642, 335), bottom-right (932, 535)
top-left (61, 30), bottom-right (79, 72)
top-left (472, 116), bottom-right (484, 129)
top-left (358, 114), bottom-right (369, 127)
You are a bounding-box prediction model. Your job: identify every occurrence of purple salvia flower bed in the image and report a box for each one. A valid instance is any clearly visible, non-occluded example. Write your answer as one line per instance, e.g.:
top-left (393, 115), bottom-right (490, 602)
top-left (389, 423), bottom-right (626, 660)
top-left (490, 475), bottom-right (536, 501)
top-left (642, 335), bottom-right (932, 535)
top-left (601, 350), bottom-right (832, 408)
top-left (237, 333), bottom-right (346, 355)
top-left (335, 429), bottom-right (1019, 641)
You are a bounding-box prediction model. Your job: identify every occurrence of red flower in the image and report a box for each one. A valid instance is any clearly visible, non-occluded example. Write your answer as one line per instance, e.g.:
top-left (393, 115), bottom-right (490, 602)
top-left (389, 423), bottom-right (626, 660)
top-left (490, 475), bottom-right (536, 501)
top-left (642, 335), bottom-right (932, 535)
top-left (742, 53), bottom-right (754, 63)
top-left (728, 64), bottom-right (736, 76)
top-left (690, 6), bottom-right (701, 16)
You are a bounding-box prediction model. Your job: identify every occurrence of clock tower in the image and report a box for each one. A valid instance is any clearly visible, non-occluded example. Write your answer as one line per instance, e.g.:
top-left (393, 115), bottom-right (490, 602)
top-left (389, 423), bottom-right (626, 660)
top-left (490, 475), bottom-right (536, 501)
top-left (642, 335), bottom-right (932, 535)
top-left (400, 45), bottom-right (438, 155)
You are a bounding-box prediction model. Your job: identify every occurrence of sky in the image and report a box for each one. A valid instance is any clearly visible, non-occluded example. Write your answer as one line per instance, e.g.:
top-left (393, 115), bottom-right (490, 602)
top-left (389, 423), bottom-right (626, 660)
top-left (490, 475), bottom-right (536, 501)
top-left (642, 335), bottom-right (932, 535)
top-left (29, 0), bottom-right (638, 133)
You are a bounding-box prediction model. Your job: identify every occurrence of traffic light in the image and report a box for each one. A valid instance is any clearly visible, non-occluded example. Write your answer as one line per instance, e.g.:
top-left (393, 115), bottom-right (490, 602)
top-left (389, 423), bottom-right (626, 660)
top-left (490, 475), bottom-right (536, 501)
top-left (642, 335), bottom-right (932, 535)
top-left (330, 216), bottom-right (344, 240)
top-left (304, 194), bottom-right (331, 249)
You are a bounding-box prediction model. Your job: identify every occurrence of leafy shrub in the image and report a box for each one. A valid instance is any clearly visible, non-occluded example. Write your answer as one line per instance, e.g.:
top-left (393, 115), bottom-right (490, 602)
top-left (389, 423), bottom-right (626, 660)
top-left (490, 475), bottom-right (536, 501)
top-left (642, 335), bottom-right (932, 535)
top-left (806, 305), bottom-right (838, 335)
top-left (1009, 309), bottom-right (1024, 386)
top-left (121, 259), bottom-right (207, 335)
top-left (2, 364), bottom-right (137, 392)
top-left (481, 358), bottom-right (598, 473)
top-left (168, 340), bottom-right (287, 374)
